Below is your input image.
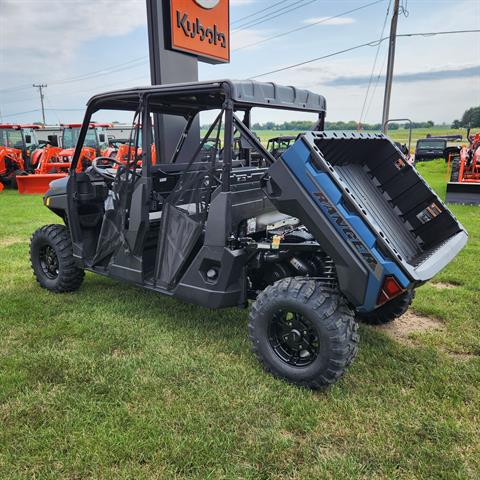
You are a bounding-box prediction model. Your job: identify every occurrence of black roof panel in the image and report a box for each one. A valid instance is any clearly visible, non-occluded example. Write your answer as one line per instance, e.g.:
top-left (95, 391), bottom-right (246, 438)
top-left (87, 79), bottom-right (326, 114)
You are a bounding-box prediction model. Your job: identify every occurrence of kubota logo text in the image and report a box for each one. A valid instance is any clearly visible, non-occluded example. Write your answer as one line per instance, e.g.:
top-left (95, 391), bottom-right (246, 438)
top-left (169, 0), bottom-right (230, 63)
top-left (176, 11), bottom-right (227, 48)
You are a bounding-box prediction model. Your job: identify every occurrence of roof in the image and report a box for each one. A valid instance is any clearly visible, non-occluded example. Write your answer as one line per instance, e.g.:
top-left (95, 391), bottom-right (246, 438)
top-left (87, 80), bottom-right (327, 115)
top-left (0, 124), bottom-right (41, 130)
top-left (268, 136), bottom-right (296, 142)
top-left (416, 138), bottom-right (447, 144)
top-left (60, 123), bottom-right (113, 128)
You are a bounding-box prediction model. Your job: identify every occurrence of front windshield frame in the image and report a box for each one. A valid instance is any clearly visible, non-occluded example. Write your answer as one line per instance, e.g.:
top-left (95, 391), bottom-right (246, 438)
top-left (417, 139), bottom-right (446, 149)
top-left (0, 128), bottom-right (24, 149)
top-left (63, 127), bottom-right (98, 149)
top-left (22, 128), bottom-right (39, 150)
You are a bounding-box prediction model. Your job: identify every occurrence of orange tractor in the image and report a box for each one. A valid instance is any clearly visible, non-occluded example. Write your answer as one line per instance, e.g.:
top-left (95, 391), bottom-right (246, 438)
top-left (17, 123), bottom-right (114, 194)
top-left (0, 124), bottom-right (43, 189)
top-left (446, 130), bottom-right (480, 204)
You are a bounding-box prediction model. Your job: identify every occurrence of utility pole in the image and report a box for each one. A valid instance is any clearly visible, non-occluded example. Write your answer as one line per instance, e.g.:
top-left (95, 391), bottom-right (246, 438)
top-left (33, 84), bottom-right (47, 125)
top-left (381, 0), bottom-right (400, 133)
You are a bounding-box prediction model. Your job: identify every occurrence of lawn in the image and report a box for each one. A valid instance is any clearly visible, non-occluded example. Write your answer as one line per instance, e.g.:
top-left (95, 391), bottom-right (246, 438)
top-left (0, 160), bottom-right (479, 479)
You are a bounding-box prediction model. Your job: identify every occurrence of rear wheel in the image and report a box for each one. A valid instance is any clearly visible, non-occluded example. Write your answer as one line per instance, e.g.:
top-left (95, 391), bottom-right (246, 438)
top-left (357, 290), bottom-right (414, 325)
top-left (30, 224), bottom-right (84, 292)
top-left (248, 277), bottom-right (359, 389)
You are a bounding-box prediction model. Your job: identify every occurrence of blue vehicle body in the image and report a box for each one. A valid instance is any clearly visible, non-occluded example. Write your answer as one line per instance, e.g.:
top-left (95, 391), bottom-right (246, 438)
top-left (266, 132), bottom-right (468, 313)
top-left (282, 140), bottom-right (410, 312)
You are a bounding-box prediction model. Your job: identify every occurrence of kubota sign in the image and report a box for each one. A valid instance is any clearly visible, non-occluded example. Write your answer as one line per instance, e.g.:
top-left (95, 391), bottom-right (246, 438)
top-left (169, 0), bottom-right (230, 64)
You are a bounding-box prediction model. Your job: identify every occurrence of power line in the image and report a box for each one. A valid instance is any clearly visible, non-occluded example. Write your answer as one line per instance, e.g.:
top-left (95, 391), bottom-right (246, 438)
top-left (233, 0), bottom-right (311, 31)
top-left (50, 58), bottom-right (147, 86)
top-left (0, 95), bottom-right (38, 105)
top-left (0, 1), bottom-right (378, 93)
top-left (2, 107), bottom-right (85, 119)
top-left (250, 29), bottom-right (480, 79)
top-left (233, 0), bottom-right (320, 32)
top-left (0, 83), bottom-right (36, 94)
top-left (1, 73), bottom-right (150, 109)
top-left (0, 56), bottom-right (148, 94)
top-left (233, 0), bottom-right (384, 52)
top-left (231, 0), bottom-right (292, 26)
top-left (2, 109), bottom-right (40, 118)
top-left (359, 0), bottom-right (392, 125)
top-left (43, 94), bottom-right (63, 124)
top-left (363, 47), bottom-right (389, 121)
top-left (45, 108), bottom-right (85, 111)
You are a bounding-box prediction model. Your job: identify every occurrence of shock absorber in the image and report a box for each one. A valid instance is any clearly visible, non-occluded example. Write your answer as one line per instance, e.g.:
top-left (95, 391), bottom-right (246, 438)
top-left (315, 253), bottom-right (337, 288)
top-left (288, 256), bottom-right (311, 276)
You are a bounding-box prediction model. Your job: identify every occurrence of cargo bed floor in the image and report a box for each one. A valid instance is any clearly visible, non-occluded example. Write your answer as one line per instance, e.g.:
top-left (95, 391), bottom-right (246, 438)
top-left (336, 164), bottom-right (421, 263)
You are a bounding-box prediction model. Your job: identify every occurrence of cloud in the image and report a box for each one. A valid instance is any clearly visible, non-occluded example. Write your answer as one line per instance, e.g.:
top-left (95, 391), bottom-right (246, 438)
top-left (231, 28), bottom-right (273, 51)
top-left (0, 0), bottom-right (147, 76)
top-left (318, 65), bottom-right (480, 86)
top-left (303, 17), bottom-right (356, 26)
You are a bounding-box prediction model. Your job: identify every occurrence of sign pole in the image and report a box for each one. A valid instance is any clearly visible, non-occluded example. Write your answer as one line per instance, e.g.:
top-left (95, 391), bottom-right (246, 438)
top-left (146, 0), bottom-right (230, 162)
top-left (146, 0), bottom-right (199, 163)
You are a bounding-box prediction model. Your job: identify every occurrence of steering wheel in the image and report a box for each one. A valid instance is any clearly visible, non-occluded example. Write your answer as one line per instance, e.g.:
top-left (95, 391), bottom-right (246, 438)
top-left (91, 156), bottom-right (124, 180)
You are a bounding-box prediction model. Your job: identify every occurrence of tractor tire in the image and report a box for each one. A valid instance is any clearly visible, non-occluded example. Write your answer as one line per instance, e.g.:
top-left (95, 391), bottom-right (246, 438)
top-left (30, 224), bottom-right (84, 293)
top-left (248, 277), bottom-right (359, 390)
top-left (9, 169), bottom-right (27, 189)
top-left (357, 290), bottom-right (415, 325)
top-left (450, 156), bottom-right (460, 182)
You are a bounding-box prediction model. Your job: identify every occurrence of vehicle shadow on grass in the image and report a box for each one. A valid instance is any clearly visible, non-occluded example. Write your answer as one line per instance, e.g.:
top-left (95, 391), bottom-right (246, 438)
top-left (80, 274), bottom-right (248, 348)
top-left (8, 270), bottom-right (471, 397)
top-left (78, 275), bottom-right (464, 392)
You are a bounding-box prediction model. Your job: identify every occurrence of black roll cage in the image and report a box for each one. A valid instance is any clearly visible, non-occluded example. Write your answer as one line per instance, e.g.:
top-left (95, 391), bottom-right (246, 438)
top-left (69, 80), bottom-right (327, 193)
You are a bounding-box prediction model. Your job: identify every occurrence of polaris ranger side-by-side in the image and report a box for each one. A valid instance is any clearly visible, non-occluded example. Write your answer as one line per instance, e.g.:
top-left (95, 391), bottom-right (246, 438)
top-left (29, 81), bottom-right (467, 389)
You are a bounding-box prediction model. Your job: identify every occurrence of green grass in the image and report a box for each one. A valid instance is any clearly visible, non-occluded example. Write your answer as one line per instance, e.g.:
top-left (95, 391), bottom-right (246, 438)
top-left (1, 160), bottom-right (479, 479)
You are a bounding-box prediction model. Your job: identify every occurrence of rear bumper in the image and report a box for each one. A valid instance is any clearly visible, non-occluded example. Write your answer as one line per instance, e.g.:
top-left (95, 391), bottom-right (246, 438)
top-left (415, 152), bottom-right (444, 161)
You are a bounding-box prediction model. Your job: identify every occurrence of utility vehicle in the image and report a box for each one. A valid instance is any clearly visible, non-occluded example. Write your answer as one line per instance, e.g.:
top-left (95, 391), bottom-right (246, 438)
top-left (267, 135), bottom-right (296, 159)
top-left (17, 123), bottom-right (114, 194)
top-left (29, 80), bottom-right (467, 389)
top-left (446, 130), bottom-right (480, 204)
top-left (414, 138), bottom-right (447, 162)
top-left (0, 124), bottom-right (41, 188)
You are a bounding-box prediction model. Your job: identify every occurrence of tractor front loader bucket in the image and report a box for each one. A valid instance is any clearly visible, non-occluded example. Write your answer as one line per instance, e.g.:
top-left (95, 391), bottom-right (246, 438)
top-left (16, 173), bottom-right (67, 195)
top-left (446, 182), bottom-right (480, 205)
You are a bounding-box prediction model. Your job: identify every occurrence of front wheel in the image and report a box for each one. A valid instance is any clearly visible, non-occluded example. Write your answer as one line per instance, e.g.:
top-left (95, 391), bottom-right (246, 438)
top-left (248, 278), bottom-right (359, 390)
top-left (5, 169), bottom-right (27, 189)
top-left (30, 224), bottom-right (84, 292)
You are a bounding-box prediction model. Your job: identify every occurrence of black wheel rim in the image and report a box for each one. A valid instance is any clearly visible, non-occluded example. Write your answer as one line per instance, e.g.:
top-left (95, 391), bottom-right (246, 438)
top-left (39, 244), bottom-right (59, 279)
top-left (268, 310), bottom-right (320, 367)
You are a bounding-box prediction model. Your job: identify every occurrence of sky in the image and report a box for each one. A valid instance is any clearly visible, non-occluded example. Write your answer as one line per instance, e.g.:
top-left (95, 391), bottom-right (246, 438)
top-left (0, 0), bottom-right (479, 126)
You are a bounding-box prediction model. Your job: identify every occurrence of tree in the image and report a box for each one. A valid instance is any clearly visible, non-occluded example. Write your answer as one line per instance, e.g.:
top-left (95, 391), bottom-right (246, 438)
top-left (452, 119), bottom-right (462, 129)
top-left (461, 106), bottom-right (480, 128)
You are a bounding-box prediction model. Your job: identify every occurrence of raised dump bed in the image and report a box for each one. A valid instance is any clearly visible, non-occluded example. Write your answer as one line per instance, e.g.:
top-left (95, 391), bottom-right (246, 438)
top-left (267, 131), bottom-right (467, 310)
